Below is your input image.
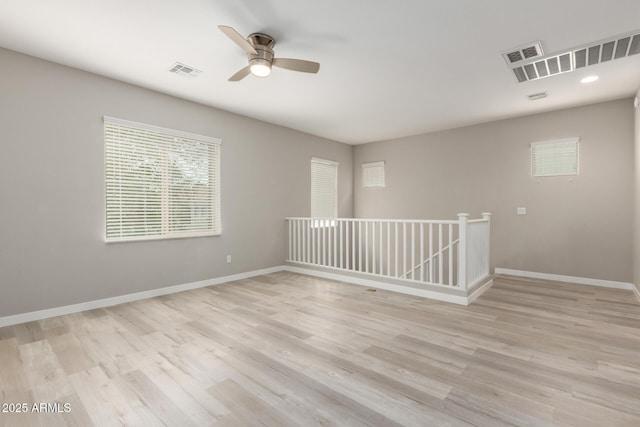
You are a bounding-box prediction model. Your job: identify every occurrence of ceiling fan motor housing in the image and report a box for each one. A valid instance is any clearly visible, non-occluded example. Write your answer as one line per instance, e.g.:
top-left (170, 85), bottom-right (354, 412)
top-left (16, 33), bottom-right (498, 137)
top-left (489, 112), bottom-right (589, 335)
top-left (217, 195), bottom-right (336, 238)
top-left (248, 33), bottom-right (275, 67)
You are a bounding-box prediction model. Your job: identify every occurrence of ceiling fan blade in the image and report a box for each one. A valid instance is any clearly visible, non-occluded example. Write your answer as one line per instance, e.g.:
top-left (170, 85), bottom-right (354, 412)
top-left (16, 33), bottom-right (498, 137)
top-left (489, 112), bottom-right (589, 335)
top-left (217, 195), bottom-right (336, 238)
top-left (218, 25), bottom-right (257, 55)
top-left (273, 58), bottom-right (320, 73)
top-left (228, 66), bottom-right (251, 81)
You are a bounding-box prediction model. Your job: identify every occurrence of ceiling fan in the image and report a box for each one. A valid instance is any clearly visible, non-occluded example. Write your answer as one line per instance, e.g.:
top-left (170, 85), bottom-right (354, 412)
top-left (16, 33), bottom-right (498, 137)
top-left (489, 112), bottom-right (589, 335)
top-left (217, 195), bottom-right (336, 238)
top-left (218, 25), bottom-right (320, 81)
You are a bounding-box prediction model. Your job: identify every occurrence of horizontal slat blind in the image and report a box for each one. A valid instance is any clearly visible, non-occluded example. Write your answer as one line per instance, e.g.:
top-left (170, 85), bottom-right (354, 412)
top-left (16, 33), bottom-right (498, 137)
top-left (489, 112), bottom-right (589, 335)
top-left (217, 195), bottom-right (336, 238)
top-left (531, 137), bottom-right (579, 177)
top-left (105, 117), bottom-right (221, 242)
top-left (362, 161), bottom-right (385, 188)
top-left (311, 157), bottom-right (338, 218)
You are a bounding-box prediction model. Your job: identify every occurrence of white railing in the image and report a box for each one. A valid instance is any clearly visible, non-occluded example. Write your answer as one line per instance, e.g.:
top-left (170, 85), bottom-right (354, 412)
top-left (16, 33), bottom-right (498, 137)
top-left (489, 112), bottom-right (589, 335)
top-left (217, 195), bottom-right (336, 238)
top-left (286, 213), bottom-right (491, 290)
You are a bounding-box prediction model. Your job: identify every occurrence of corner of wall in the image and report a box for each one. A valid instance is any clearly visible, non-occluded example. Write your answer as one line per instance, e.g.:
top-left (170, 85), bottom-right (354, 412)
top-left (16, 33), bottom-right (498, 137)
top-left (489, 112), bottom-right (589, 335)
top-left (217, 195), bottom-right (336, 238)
top-left (351, 144), bottom-right (358, 218)
top-left (634, 87), bottom-right (640, 299)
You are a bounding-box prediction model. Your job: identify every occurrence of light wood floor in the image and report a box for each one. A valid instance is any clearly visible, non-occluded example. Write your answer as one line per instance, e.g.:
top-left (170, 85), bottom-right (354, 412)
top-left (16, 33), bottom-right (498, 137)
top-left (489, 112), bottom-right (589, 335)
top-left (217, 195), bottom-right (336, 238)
top-left (1, 272), bottom-right (639, 426)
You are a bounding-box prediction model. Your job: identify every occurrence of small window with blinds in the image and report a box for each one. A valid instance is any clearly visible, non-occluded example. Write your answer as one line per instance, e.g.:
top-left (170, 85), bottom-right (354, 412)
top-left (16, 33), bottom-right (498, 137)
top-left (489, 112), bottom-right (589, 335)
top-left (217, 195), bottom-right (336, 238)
top-left (362, 161), bottom-right (385, 188)
top-left (104, 117), bottom-right (221, 242)
top-left (311, 157), bottom-right (338, 227)
top-left (531, 137), bottom-right (579, 177)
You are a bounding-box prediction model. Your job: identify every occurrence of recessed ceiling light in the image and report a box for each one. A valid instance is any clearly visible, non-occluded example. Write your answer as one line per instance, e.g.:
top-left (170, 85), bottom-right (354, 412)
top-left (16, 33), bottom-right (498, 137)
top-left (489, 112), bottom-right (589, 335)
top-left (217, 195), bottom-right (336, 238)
top-left (580, 75), bottom-right (599, 84)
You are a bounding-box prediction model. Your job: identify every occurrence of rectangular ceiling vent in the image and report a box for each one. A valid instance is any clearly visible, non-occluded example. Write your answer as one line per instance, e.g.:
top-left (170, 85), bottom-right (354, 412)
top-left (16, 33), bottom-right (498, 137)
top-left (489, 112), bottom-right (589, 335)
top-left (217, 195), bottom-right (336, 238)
top-left (502, 42), bottom-right (544, 65)
top-left (512, 52), bottom-right (573, 83)
top-left (528, 92), bottom-right (548, 101)
top-left (508, 30), bottom-right (640, 83)
top-left (169, 62), bottom-right (201, 78)
top-left (573, 32), bottom-right (640, 69)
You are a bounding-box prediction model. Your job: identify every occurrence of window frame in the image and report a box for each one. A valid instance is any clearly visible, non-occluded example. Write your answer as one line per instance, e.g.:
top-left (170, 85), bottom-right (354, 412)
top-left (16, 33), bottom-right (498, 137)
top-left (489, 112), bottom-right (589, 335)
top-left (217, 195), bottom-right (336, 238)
top-left (104, 116), bottom-right (221, 243)
top-left (362, 161), bottom-right (385, 188)
top-left (310, 157), bottom-right (338, 227)
top-left (530, 137), bottom-right (580, 178)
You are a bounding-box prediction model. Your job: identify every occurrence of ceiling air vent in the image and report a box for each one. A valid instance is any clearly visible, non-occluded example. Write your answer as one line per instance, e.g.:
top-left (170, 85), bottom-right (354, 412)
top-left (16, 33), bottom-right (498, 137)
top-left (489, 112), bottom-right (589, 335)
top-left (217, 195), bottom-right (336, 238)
top-left (169, 62), bottom-right (201, 78)
top-left (573, 32), bottom-right (640, 69)
top-left (528, 92), bottom-right (548, 101)
top-left (512, 52), bottom-right (573, 82)
top-left (507, 30), bottom-right (640, 83)
top-left (502, 42), bottom-right (544, 65)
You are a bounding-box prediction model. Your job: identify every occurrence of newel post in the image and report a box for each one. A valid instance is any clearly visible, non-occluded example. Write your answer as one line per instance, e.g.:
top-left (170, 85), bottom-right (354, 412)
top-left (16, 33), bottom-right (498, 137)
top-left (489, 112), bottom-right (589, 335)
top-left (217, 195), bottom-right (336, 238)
top-left (482, 212), bottom-right (491, 275)
top-left (457, 213), bottom-right (469, 290)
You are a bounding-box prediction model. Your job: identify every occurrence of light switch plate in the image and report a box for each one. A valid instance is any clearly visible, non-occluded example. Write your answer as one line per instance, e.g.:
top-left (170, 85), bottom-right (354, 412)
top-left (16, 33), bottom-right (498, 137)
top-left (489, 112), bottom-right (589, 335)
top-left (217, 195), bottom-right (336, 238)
top-left (517, 207), bottom-right (526, 215)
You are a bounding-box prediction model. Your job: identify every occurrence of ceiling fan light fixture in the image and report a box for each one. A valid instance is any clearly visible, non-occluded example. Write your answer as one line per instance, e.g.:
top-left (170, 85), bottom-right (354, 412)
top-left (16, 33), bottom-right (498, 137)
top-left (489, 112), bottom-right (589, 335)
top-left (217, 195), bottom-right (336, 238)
top-left (249, 58), bottom-right (271, 77)
top-left (219, 25), bottom-right (319, 81)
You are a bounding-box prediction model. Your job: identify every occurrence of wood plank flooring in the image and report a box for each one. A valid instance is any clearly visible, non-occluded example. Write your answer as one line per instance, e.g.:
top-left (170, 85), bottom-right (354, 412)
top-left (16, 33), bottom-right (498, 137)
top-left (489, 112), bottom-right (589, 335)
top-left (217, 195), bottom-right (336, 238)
top-left (0, 272), bottom-right (639, 426)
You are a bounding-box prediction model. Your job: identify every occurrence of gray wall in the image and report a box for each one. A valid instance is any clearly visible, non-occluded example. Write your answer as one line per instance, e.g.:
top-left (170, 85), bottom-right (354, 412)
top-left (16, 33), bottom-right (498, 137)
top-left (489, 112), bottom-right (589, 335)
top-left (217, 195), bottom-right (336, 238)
top-left (0, 48), bottom-right (353, 317)
top-left (354, 99), bottom-right (634, 283)
top-left (634, 87), bottom-right (640, 295)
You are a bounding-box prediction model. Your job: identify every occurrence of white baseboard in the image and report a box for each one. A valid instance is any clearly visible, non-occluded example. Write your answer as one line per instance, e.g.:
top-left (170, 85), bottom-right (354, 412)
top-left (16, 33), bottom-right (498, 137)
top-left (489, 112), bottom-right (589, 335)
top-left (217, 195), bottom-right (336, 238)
top-left (494, 268), bottom-right (634, 290)
top-left (633, 283), bottom-right (640, 302)
top-left (0, 264), bottom-right (499, 328)
top-left (467, 279), bottom-right (494, 304)
top-left (282, 265), bottom-right (473, 305)
top-left (0, 266), bottom-right (284, 328)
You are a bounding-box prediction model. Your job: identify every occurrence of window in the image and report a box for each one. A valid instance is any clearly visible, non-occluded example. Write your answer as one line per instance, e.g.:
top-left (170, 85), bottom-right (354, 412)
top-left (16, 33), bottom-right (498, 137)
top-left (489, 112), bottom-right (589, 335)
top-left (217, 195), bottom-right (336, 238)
top-left (104, 117), bottom-right (221, 242)
top-left (531, 137), bottom-right (579, 177)
top-left (362, 161), bottom-right (385, 188)
top-left (311, 157), bottom-right (338, 224)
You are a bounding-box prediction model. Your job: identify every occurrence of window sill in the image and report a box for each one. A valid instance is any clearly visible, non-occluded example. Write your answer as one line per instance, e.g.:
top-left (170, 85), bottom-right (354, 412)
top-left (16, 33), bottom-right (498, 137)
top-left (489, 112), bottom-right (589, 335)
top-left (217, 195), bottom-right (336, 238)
top-left (105, 231), bottom-right (221, 243)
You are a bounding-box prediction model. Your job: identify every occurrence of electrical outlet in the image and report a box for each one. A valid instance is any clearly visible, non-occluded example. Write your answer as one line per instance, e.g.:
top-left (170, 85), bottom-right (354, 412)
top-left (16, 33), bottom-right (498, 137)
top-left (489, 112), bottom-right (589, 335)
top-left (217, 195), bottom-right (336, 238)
top-left (226, 255), bottom-right (232, 263)
top-left (517, 207), bottom-right (527, 215)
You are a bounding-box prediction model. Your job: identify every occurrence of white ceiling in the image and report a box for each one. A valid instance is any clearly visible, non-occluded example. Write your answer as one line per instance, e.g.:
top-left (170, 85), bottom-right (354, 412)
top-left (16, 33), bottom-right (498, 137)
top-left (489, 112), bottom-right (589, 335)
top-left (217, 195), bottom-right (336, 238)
top-left (1, 0), bottom-right (639, 144)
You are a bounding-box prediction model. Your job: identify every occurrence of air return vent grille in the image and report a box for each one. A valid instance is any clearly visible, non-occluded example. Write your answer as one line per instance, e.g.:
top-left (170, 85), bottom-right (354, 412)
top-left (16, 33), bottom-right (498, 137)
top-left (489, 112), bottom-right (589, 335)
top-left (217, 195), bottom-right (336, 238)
top-left (502, 42), bottom-right (544, 65)
top-left (528, 92), bottom-right (548, 101)
top-left (573, 33), bottom-right (640, 69)
top-left (512, 52), bottom-right (573, 82)
top-left (505, 30), bottom-right (640, 83)
top-left (169, 62), bottom-right (201, 78)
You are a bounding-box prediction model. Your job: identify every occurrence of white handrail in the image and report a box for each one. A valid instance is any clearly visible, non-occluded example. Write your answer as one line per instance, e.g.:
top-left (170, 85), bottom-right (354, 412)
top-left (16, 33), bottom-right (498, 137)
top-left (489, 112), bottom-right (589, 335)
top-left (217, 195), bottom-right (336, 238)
top-left (401, 239), bottom-right (459, 279)
top-left (285, 214), bottom-right (491, 290)
top-left (468, 219), bottom-right (489, 224)
top-left (286, 217), bottom-right (458, 225)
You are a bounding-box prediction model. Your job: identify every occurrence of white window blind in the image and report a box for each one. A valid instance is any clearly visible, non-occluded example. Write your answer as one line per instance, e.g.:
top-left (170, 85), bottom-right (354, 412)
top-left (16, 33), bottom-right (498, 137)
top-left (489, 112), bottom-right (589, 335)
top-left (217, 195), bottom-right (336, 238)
top-left (104, 117), bottom-right (221, 242)
top-left (311, 157), bottom-right (338, 218)
top-left (362, 161), bottom-right (385, 188)
top-left (531, 137), bottom-right (579, 177)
